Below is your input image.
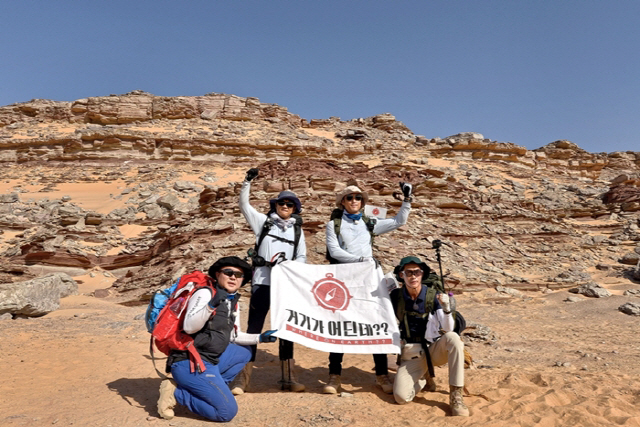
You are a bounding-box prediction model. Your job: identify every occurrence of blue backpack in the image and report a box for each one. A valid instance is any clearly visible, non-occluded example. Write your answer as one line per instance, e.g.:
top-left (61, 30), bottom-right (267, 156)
top-left (145, 278), bottom-right (179, 333)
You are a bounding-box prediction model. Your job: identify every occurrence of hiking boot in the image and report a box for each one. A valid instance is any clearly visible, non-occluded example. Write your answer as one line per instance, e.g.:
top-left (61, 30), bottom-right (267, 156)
top-left (422, 375), bottom-right (437, 392)
top-left (230, 362), bottom-right (253, 396)
top-left (157, 378), bottom-right (177, 420)
top-left (376, 374), bottom-right (393, 394)
top-left (449, 385), bottom-right (470, 417)
top-left (278, 359), bottom-right (305, 392)
top-left (323, 374), bottom-right (341, 394)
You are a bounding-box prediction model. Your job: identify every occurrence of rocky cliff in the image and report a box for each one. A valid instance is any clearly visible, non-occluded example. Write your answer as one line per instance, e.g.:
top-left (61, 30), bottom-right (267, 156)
top-left (0, 91), bottom-right (638, 304)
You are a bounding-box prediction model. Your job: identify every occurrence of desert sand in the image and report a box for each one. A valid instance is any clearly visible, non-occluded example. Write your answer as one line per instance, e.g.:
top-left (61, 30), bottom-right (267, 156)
top-left (1, 270), bottom-right (639, 427)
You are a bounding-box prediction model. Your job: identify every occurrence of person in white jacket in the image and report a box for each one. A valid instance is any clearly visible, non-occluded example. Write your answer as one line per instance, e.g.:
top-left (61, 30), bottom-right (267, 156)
top-left (157, 256), bottom-right (278, 422)
top-left (233, 167), bottom-right (307, 394)
top-left (390, 256), bottom-right (469, 417)
top-left (323, 183), bottom-right (412, 395)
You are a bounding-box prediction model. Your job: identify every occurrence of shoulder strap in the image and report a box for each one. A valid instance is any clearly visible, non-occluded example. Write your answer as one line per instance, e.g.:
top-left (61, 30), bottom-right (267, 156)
top-left (255, 217), bottom-right (274, 253)
top-left (362, 215), bottom-right (377, 246)
top-left (425, 286), bottom-right (437, 314)
top-left (292, 214), bottom-right (303, 260)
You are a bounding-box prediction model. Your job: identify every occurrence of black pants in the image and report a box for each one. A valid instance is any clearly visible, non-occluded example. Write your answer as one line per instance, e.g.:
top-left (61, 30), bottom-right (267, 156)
top-left (328, 352), bottom-right (388, 376)
top-left (246, 284), bottom-right (294, 362)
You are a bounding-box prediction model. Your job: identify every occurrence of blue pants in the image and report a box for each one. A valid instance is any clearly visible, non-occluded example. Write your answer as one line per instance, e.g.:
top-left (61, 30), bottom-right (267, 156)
top-left (171, 344), bottom-right (251, 422)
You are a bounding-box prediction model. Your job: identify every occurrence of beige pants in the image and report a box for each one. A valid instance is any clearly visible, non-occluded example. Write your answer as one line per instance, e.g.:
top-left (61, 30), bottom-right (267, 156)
top-left (393, 332), bottom-right (465, 404)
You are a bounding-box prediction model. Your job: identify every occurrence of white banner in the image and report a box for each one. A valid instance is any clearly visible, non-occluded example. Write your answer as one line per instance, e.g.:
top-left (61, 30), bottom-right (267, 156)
top-left (270, 261), bottom-right (401, 354)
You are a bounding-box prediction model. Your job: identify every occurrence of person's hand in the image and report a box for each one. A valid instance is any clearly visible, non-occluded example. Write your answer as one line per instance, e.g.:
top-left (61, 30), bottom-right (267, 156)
top-left (384, 276), bottom-right (400, 294)
top-left (208, 288), bottom-right (228, 309)
top-left (399, 182), bottom-right (413, 200)
top-left (358, 256), bottom-right (380, 268)
top-left (245, 168), bottom-right (259, 182)
top-left (436, 293), bottom-right (451, 313)
top-left (259, 329), bottom-right (278, 343)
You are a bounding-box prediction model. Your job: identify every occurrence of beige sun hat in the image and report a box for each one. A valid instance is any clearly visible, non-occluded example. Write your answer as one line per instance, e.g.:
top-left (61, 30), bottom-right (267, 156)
top-left (335, 185), bottom-right (369, 208)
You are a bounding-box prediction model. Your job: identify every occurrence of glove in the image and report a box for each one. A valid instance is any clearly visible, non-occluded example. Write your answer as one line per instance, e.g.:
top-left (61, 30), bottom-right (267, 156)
top-left (208, 288), bottom-right (228, 309)
top-left (259, 329), bottom-right (278, 343)
top-left (437, 293), bottom-right (451, 313)
top-left (399, 182), bottom-right (413, 200)
top-left (245, 168), bottom-right (259, 182)
top-left (384, 273), bottom-right (400, 294)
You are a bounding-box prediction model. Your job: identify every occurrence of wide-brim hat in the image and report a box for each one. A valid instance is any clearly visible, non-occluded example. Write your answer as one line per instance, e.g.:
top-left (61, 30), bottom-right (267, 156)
top-left (335, 185), bottom-right (369, 208)
top-left (208, 256), bottom-right (252, 286)
top-left (393, 256), bottom-right (432, 283)
top-left (269, 190), bottom-right (302, 214)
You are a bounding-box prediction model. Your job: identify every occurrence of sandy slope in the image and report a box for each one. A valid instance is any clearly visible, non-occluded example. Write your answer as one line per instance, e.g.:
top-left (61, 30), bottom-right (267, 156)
top-left (1, 280), bottom-right (639, 427)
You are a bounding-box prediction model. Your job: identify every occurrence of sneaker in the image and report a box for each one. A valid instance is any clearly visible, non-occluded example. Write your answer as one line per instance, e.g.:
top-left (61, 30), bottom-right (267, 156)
top-left (449, 385), bottom-right (470, 417)
top-left (230, 362), bottom-right (253, 396)
top-left (323, 374), bottom-right (341, 394)
top-left (422, 375), bottom-right (437, 392)
top-left (375, 374), bottom-right (393, 394)
top-left (157, 379), bottom-right (177, 420)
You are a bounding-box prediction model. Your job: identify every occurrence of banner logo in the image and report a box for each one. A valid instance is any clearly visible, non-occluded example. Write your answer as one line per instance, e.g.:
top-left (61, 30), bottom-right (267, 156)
top-left (311, 273), bottom-right (352, 312)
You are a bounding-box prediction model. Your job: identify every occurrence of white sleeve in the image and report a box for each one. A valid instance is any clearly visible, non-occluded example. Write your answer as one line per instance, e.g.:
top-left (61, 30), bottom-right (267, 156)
top-left (230, 304), bottom-right (261, 345)
top-left (182, 288), bottom-right (214, 334)
top-left (239, 181), bottom-right (268, 236)
top-left (326, 220), bottom-right (360, 263)
top-left (436, 308), bottom-right (455, 333)
top-left (294, 228), bottom-right (307, 263)
top-left (372, 201), bottom-right (411, 235)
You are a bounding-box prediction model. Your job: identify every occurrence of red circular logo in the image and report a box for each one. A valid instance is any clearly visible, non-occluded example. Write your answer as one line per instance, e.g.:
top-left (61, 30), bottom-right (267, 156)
top-left (372, 208), bottom-right (380, 216)
top-left (311, 273), bottom-right (352, 312)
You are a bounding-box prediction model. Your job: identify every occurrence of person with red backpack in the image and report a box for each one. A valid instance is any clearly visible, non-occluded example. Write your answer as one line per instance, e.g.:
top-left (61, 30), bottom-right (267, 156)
top-left (157, 256), bottom-right (278, 422)
top-left (232, 167), bottom-right (307, 394)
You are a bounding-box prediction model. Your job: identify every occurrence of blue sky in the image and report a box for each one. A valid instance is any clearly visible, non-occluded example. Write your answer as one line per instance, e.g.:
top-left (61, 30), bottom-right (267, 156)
top-left (2, 1), bottom-right (639, 153)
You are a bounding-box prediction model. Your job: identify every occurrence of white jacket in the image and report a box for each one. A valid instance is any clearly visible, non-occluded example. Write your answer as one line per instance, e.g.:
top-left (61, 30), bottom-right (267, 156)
top-left (326, 201), bottom-right (411, 263)
top-left (239, 181), bottom-right (307, 286)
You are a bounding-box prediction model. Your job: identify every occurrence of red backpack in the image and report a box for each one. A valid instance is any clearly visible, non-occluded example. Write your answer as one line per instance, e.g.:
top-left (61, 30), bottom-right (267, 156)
top-left (150, 270), bottom-right (215, 376)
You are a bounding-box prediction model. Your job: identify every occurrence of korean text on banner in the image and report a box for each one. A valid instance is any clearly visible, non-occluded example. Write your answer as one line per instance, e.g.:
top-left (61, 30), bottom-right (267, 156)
top-left (270, 261), bottom-right (401, 354)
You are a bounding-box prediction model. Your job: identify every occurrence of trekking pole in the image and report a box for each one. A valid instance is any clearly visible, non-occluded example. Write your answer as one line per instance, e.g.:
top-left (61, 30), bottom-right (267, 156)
top-left (431, 239), bottom-right (451, 295)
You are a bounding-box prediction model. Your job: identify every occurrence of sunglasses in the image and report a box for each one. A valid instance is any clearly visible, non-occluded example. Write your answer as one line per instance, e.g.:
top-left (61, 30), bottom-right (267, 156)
top-left (345, 194), bottom-right (363, 202)
top-left (220, 269), bottom-right (244, 279)
top-left (277, 201), bottom-right (295, 208)
top-left (403, 269), bottom-right (423, 278)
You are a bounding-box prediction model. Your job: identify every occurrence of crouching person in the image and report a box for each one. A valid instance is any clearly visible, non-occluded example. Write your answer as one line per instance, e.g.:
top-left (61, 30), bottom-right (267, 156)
top-left (157, 256), bottom-right (278, 422)
top-left (390, 256), bottom-right (469, 417)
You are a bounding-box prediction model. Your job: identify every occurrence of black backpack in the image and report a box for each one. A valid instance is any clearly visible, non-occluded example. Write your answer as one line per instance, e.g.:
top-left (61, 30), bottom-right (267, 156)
top-left (325, 208), bottom-right (377, 264)
top-left (248, 213), bottom-right (303, 267)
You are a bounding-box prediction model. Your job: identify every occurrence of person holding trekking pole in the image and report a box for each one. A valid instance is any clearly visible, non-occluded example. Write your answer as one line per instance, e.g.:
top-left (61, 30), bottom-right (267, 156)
top-left (157, 256), bottom-right (278, 422)
top-left (233, 167), bottom-right (307, 394)
top-left (389, 256), bottom-right (469, 417)
top-left (323, 182), bottom-right (413, 394)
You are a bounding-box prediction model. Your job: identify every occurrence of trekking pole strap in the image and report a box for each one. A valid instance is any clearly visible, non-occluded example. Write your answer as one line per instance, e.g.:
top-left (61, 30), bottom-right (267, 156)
top-left (150, 337), bottom-right (169, 380)
top-left (421, 339), bottom-right (435, 378)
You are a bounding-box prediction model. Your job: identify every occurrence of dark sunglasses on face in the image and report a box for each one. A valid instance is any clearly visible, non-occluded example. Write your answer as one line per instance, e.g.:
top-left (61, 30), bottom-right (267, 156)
top-left (403, 269), bottom-right (423, 278)
top-left (220, 269), bottom-right (244, 279)
top-left (277, 201), bottom-right (295, 208)
top-left (345, 194), bottom-right (363, 202)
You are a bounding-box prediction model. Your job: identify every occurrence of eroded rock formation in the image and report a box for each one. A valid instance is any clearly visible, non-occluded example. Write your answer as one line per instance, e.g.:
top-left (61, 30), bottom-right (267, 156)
top-left (0, 91), bottom-right (639, 306)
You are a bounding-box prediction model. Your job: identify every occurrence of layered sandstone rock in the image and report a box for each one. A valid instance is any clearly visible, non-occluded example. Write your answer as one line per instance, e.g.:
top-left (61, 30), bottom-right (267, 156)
top-left (0, 91), bottom-right (638, 306)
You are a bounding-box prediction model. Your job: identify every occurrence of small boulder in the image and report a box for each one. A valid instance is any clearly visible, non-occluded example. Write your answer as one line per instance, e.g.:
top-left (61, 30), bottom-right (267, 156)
top-left (0, 273), bottom-right (78, 317)
top-left (619, 252), bottom-right (640, 265)
top-left (568, 282), bottom-right (611, 298)
top-left (618, 302), bottom-right (640, 316)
